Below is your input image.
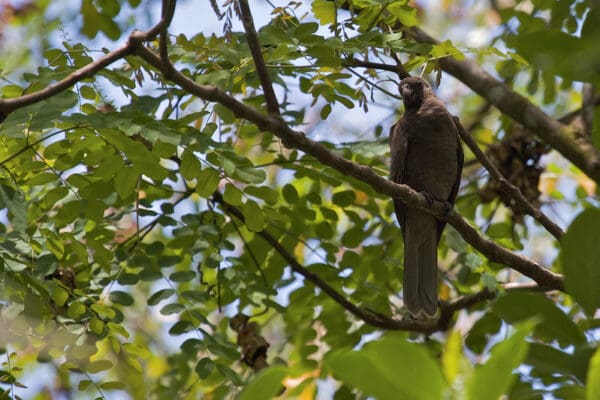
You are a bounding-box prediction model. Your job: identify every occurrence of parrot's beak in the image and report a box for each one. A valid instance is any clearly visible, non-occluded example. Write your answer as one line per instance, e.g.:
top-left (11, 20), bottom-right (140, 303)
top-left (399, 83), bottom-right (412, 98)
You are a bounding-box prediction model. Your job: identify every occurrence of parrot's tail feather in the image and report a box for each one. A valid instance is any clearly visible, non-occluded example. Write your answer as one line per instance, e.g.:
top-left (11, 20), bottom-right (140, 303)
top-left (403, 212), bottom-right (439, 318)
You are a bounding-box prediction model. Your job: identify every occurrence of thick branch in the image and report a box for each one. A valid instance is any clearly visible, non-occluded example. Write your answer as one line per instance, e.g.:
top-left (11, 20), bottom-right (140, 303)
top-left (135, 45), bottom-right (564, 291)
top-left (238, 0), bottom-right (280, 116)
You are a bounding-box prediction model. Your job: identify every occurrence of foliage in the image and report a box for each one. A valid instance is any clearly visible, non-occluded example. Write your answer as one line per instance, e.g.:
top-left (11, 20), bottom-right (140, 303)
top-left (0, 0), bottom-right (599, 399)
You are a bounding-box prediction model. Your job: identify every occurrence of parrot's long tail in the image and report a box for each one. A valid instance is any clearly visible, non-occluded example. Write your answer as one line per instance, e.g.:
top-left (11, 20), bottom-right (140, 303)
top-left (403, 211), bottom-right (439, 318)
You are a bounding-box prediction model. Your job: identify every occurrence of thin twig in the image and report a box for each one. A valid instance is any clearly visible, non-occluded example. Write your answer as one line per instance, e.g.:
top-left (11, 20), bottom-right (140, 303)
top-left (346, 67), bottom-right (402, 100)
top-left (343, 57), bottom-right (406, 77)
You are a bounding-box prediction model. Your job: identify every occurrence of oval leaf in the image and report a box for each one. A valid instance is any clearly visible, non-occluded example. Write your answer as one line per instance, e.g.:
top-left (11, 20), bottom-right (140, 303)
top-left (239, 366), bottom-right (287, 400)
top-left (325, 336), bottom-right (445, 400)
top-left (560, 208), bottom-right (600, 315)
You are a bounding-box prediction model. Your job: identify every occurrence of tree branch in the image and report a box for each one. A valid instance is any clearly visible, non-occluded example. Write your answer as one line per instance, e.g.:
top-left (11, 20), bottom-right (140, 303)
top-left (158, 0), bottom-right (177, 77)
top-left (0, 6), bottom-right (173, 123)
top-left (215, 190), bottom-right (556, 333)
top-left (0, 10), bottom-right (565, 309)
top-left (237, 0), bottom-right (281, 116)
top-left (343, 57), bottom-right (409, 80)
top-left (453, 116), bottom-right (564, 240)
top-left (134, 45), bottom-right (563, 291)
top-left (582, 83), bottom-right (595, 137)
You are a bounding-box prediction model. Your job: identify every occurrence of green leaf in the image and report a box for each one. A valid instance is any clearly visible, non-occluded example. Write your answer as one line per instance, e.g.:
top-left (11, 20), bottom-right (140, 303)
top-left (216, 363), bottom-right (243, 386)
top-left (560, 208), bottom-right (600, 315)
top-left (493, 291), bottom-right (585, 346)
top-left (46, 235), bottom-right (65, 259)
top-left (54, 200), bottom-right (82, 227)
top-left (224, 183), bottom-right (243, 206)
top-left (99, 381), bottom-right (126, 390)
top-left (239, 366), bottom-right (287, 400)
top-left (89, 317), bottom-right (105, 335)
top-left (40, 186), bottom-right (69, 209)
top-left (86, 359), bottom-right (113, 374)
top-left (244, 185), bottom-right (279, 205)
top-left (52, 287), bottom-right (70, 307)
top-left (196, 168), bottom-right (221, 198)
top-left (588, 346), bottom-right (600, 400)
top-left (169, 320), bottom-right (196, 335)
top-left (442, 330), bottom-right (462, 384)
top-left (387, 1), bottom-right (419, 26)
top-left (332, 190), bottom-right (355, 207)
top-left (160, 303), bottom-right (185, 316)
top-left (67, 301), bottom-right (87, 319)
top-left (195, 357), bottom-right (215, 379)
top-left (466, 320), bottom-right (535, 400)
top-left (325, 336), bottom-right (445, 400)
top-left (25, 172), bottom-right (57, 186)
top-left (235, 166), bottom-right (266, 184)
top-left (282, 184), bottom-right (299, 204)
top-left (510, 29), bottom-right (600, 82)
top-left (312, 0), bottom-right (336, 25)
top-left (78, 379), bottom-right (93, 390)
top-left (465, 312), bottom-right (502, 353)
top-left (242, 200), bottom-right (265, 232)
top-left (180, 149), bottom-right (202, 180)
top-left (2, 84), bottom-right (23, 97)
top-left (169, 270), bottom-right (196, 282)
top-left (320, 103), bottom-right (332, 119)
top-left (526, 342), bottom-right (589, 383)
top-left (147, 289), bottom-right (175, 306)
top-left (214, 103), bottom-right (236, 123)
top-left (109, 290), bottom-right (134, 306)
top-left (341, 225), bottom-right (367, 248)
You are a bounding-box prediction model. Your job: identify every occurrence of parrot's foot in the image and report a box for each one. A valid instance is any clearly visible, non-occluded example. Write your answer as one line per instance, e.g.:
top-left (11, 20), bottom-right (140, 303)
top-left (418, 191), bottom-right (435, 207)
top-left (443, 201), bottom-right (454, 218)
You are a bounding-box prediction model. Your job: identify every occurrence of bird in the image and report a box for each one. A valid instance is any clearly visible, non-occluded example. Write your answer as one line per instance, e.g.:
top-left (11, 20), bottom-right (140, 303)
top-left (389, 76), bottom-right (463, 318)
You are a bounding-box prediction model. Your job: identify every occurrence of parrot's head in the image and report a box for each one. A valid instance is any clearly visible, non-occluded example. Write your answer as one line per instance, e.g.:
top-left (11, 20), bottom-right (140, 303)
top-left (399, 76), bottom-right (430, 110)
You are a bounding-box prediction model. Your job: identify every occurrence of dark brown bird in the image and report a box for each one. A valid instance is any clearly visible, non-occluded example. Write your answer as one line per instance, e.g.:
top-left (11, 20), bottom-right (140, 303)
top-left (389, 76), bottom-right (463, 318)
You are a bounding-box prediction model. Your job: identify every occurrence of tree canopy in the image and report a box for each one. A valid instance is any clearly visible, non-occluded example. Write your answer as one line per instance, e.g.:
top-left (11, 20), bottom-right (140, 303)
top-left (1, 0), bottom-right (600, 399)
